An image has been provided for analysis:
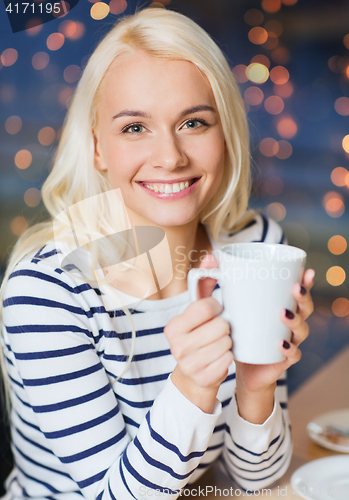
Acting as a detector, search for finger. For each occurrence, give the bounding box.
[291,281,314,320]
[197,253,219,300]
[185,334,233,374]
[280,309,310,346]
[279,339,302,367]
[302,268,316,291]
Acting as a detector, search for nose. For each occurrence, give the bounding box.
[148,131,188,171]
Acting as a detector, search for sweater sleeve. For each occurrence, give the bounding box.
[2,257,221,500]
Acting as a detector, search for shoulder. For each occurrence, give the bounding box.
[213,213,286,248]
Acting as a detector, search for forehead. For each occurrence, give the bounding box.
[98,51,215,112]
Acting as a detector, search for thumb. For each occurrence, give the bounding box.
[197,253,219,300]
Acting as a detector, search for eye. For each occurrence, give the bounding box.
[122,123,146,134]
[182,119,208,130]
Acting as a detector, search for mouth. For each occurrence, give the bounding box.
[137,177,199,194]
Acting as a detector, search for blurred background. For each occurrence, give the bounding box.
[0,0,349,492]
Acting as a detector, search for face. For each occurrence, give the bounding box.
[93,51,226,229]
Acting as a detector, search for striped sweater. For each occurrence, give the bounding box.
[1,214,292,499]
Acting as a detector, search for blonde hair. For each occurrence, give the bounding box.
[0,7,253,408]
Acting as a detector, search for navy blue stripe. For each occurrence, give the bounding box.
[77,468,108,489]
[134,436,196,480]
[15,463,60,493]
[197,461,213,469]
[3,296,90,316]
[13,442,71,478]
[222,397,232,408]
[122,447,179,495]
[7,324,92,337]
[228,448,291,483]
[223,373,236,384]
[123,415,140,428]
[109,327,164,341]
[207,442,223,451]
[213,423,226,433]
[119,458,137,500]
[227,452,284,473]
[279,232,286,244]
[60,427,126,464]
[226,423,281,456]
[8,373,24,389]
[103,348,171,362]
[32,383,111,413]
[276,379,287,386]
[96,492,103,500]
[252,214,269,243]
[280,402,288,409]
[117,373,170,386]
[228,218,257,237]
[22,362,102,386]
[44,406,119,439]
[14,426,54,455]
[9,269,94,295]
[146,411,205,462]
[117,393,154,409]
[13,343,93,360]
[16,413,41,432]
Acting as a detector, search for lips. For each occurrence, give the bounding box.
[137,177,199,194]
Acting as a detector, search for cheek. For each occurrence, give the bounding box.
[105,142,144,183]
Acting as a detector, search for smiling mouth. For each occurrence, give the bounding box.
[138,178,199,194]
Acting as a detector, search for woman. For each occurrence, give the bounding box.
[0,8,314,499]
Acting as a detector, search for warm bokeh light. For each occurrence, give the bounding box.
[59,20,85,39]
[264,20,283,37]
[274,81,293,98]
[271,46,291,65]
[1,48,18,66]
[326,266,346,286]
[232,65,248,83]
[263,32,279,50]
[0,84,16,103]
[248,27,268,45]
[63,64,81,83]
[24,188,41,207]
[334,97,349,116]
[344,34,349,50]
[323,192,345,218]
[282,0,298,4]
[275,140,293,159]
[38,127,56,146]
[266,202,286,222]
[328,56,342,73]
[251,54,270,69]
[47,33,65,51]
[5,115,22,135]
[246,63,269,84]
[58,87,74,108]
[328,235,347,255]
[25,20,43,35]
[10,216,28,236]
[262,175,284,195]
[32,52,49,70]
[244,86,264,106]
[270,66,290,85]
[342,135,349,153]
[264,95,284,114]
[259,137,279,157]
[276,116,298,139]
[332,298,349,317]
[331,167,349,187]
[15,150,32,169]
[261,0,281,13]
[109,0,128,14]
[244,8,264,26]
[90,2,110,20]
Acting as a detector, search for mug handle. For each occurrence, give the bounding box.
[187,268,231,323]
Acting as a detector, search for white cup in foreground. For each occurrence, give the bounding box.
[187,243,307,365]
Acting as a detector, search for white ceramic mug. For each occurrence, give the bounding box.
[187,243,307,364]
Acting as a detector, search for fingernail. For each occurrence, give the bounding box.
[300,285,307,296]
[283,340,291,349]
[285,309,295,320]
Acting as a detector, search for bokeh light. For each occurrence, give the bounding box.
[14,150,32,169]
[1,48,18,67]
[109,0,128,15]
[264,95,284,114]
[244,86,264,105]
[282,0,298,4]
[244,8,264,26]
[331,167,348,186]
[328,235,347,255]
[232,65,248,83]
[38,127,56,146]
[0,84,16,103]
[276,116,298,139]
[32,52,49,70]
[24,188,41,207]
[270,66,290,85]
[271,46,291,65]
[342,135,349,153]
[10,216,28,236]
[25,20,43,36]
[323,191,345,218]
[259,137,279,157]
[261,175,284,195]
[59,20,85,39]
[248,27,268,45]
[344,34,349,50]
[5,116,22,135]
[251,54,270,69]
[326,266,346,286]
[332,298,349,317]
[261,0,281,13]
[264,20,283,37]
[58,87,74,108]
[274,81,293,98]
[334,97,349,116]
[90,2,110,20]
[266,202,286,221]
[63,64,81,83]
[47,33,65,51]
[246,63,269,83]
[275,140,293,159]
[263,32,279,50]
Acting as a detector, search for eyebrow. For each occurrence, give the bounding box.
[112,105,216,120]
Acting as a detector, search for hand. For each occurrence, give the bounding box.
[235,268,315,423]
[164,254,233,413]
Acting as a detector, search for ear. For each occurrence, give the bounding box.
[93,129,108,171]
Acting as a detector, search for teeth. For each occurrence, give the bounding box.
[143,180,192,194]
